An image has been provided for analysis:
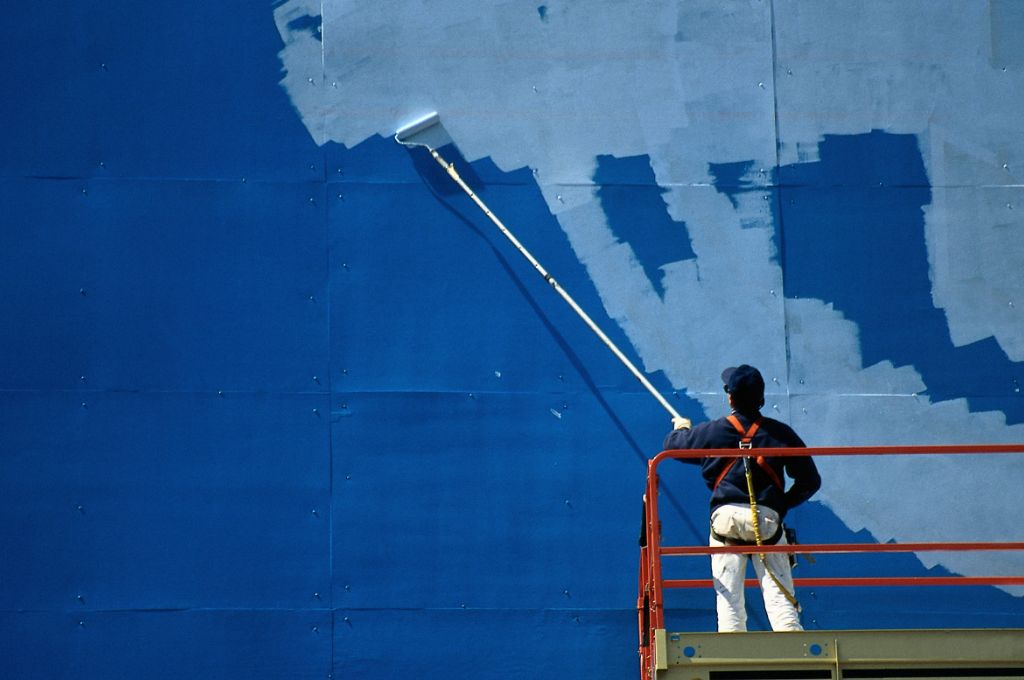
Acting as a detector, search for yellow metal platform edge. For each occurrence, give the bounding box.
[659,628,1024,678]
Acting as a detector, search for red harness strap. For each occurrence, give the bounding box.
[712,459,738,490]
[712,415,784,490]
[726,414,762,447]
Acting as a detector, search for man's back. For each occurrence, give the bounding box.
[664,411,820,518]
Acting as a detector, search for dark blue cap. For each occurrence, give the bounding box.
[721,364,765,400]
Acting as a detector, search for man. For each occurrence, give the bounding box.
[664,365,821,632]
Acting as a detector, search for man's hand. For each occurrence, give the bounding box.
[672,416,692,430]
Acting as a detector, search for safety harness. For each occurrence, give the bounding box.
[713,416,785,491]
[717,414,801,611]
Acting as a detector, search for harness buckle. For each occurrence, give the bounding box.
[738,440,753,449]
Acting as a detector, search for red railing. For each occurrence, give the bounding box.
[637,444,1024,679]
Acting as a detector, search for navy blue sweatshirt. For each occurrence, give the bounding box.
[663,411,821,518]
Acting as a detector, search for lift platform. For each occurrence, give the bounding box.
[638,444,1024,679]
[653,628,1024,679]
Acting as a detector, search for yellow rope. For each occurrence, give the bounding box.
[743,457,800,611]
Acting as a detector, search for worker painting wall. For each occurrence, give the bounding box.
[1,1,1022,678]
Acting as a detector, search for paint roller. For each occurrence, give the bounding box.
[395,112,686,423]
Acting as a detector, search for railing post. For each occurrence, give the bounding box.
[644,456,667,677]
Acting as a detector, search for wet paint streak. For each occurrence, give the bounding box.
[593,154,696,299]
[287,14,322,41]
[710,159,782,265]
[776,130,1024,422]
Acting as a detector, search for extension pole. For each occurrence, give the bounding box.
[426,147,682,420]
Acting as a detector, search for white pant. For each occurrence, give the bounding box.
[709,503,802,632]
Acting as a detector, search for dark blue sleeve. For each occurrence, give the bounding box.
[783,456,820,509]
[663,427,702,466]
[760,419,819,509]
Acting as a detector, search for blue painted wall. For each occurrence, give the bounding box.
[2,2,1023,678]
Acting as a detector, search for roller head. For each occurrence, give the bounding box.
[394,112,451,150]
[395,112,441,142]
